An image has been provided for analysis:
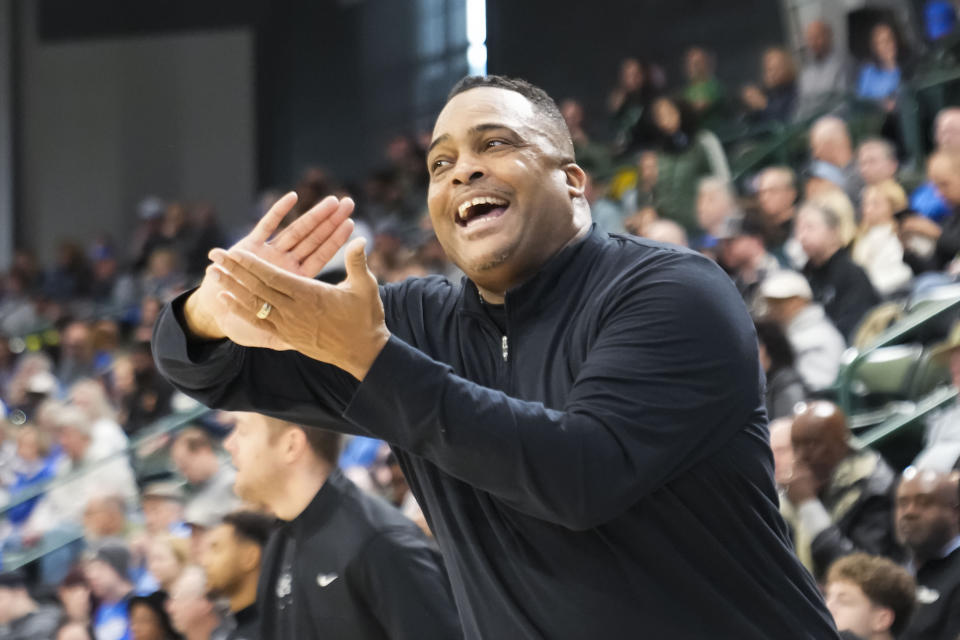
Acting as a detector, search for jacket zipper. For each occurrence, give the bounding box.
[501,335,509,362]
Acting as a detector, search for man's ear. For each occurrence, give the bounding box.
[564,163,587,199]
[241,543,261,573]
[283,427,306,464]
[870,606,895,634]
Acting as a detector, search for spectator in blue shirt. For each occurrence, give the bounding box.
[6,425,59,527]
[910,107,960,222]
[85,542,135,640]
[857,23,903,110]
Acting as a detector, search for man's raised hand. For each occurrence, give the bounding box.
[183,192,355,343]
[209,238,390,380]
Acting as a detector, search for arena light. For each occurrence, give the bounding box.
[466,0,486,75]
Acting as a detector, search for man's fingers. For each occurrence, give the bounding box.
[299,218,356,278]
[223,248,312,298]
[343,237,376,292]
[216,290,280,333]
[272,195,344,253]
[290,198,355,266]
[250,192,299,244]
[210,251,294,315]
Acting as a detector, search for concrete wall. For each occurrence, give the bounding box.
[0,0,14,267]
[17,2,255,263]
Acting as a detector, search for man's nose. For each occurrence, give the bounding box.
[452,159,484,185]
[899,501,919,518]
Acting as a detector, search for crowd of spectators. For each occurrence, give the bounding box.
[0,3,959,639]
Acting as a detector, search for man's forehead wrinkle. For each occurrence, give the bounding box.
[427,133,450,155]
[433,88,541,141]
[900,474,945,496]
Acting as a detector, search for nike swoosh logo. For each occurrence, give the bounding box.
[317,573,338,588]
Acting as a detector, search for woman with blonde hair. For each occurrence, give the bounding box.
[811,188,858,248]
[796,198,881,339]
[853,180,913,296]
[145,535,190,593]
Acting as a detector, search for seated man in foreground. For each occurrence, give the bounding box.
[782,401,903,580]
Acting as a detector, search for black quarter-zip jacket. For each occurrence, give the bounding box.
[256,468,462,640]
[154,226,840,639]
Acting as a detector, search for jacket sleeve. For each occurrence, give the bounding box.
[939,588,960,640]
[905,218,960,274]
[809,493,902,575]
[347,528,463,640]
[833,264,880,340]
[151,291,367,435]
[343,253,764,530]
[865,235,912,296]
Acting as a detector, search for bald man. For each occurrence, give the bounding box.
[769,417,795,490]
[896,468,960,640]
[909,107,960,222]
[756,167,799,257]
[809,116,864,205]
[782,401,902,579]
[903,150,960,273]
[856,138,899,187]
[935,107,960,152]
[797,21,852,120]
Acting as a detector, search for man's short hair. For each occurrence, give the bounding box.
[54,405,94,438]
[173,426,215,454]
[811,115,851,145]
[697,176,734,198]
[222,510,275,549]
[800,200,842,231]
[267,420,343,467]
[760,166,797,191]
[858,137,897,162]
[930,148,960,172]
[86,492,126,516]
[0,570,27,590]
[446,75,575,160]
[826,553,916,635]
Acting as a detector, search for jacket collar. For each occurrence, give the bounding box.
[458,224,605,319]
[286,468,345,537]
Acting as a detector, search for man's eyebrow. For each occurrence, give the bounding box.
[427,133,449,155]
[469,122,518,136]
[427,123,521,155]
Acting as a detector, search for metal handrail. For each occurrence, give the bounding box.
[836,295,960,415]
[855,385,959,449]
[0,404,211,518]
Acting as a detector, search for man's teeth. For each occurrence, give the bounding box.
[457,196,508,221]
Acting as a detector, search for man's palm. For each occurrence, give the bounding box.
[200,193,355,349]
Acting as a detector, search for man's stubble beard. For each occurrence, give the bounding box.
[234,475,269,509]
[461,235,522,274]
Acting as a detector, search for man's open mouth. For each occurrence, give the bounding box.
[456,196,510,227]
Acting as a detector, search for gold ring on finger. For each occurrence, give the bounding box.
[256,301,273,320]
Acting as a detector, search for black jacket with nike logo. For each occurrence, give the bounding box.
[256,467,461,639]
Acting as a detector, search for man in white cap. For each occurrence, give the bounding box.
[761,270,846,390]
